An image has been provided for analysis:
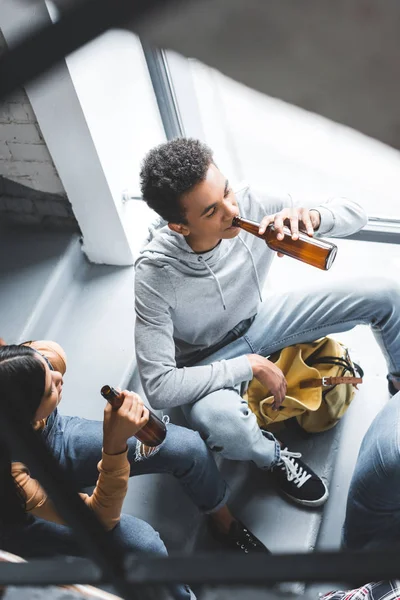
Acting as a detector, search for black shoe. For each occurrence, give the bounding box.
[209,518,271,554]
[270,448,328,507]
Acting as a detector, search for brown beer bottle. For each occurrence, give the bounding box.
[232,216,337,271]
[101,385,167,447]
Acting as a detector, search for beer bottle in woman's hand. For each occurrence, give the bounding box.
[101,385,166,447]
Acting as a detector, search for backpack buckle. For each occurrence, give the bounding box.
[322,377,329,387]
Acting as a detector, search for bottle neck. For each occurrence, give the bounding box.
[233,215,304,241]
[232,216,267,239]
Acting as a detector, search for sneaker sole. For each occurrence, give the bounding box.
[281,482,329,508]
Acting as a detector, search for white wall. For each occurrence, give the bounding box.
[65,30,166,256]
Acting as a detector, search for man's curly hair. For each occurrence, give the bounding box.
[140,138,214,223]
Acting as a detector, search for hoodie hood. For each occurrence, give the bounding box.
[142,219,230,269]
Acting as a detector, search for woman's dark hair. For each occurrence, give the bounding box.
[140,137,214,223]
[0,345,46,524]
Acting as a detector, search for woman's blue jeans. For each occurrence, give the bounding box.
[4,413,229,600]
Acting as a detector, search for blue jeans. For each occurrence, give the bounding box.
[3,514,193,600]
[183,276,400,469]
[342,391,400,550]
[4,413,228,600]
[41,410,228,513]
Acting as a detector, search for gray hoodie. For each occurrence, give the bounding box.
[134,184,367,409]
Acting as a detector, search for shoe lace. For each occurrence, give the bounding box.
[278,448,312,488]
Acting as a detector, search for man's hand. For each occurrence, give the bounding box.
[247,354,287,410]
[103,390,149,455]
[258,207,321,249]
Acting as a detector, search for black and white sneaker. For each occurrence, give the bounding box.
[270,448,328,507]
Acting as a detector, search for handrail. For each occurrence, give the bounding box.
[345,215,400,243]
[0,551,123,600]
[368,216,400,225]
[0,548,399,589]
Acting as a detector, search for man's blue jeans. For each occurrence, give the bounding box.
[343,391,400,550]
[3,411,229,600]
[183,276,400,469]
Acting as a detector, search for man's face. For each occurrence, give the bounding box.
[172,163,240,252]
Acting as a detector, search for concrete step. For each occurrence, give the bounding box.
[47,260,137,420]
[0,224,138,421]
[0,224,77,343]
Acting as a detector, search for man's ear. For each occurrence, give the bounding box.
[168,222,190,236]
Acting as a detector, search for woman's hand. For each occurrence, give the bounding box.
[258,208,321,256]
[103,390,149,455]
[247,354,287,410]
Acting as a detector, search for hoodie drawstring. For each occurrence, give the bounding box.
[197,256,227,310]
[197,235,262,310]
[237,236,263,302]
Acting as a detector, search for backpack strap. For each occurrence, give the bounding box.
[308,352,365,382]
[300,375,363,389]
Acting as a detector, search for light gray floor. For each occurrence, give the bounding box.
[0,222,398,599]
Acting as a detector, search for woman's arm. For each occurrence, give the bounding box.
[12,450,129,531]
[12,391,149,531]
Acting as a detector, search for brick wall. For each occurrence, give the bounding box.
[0,175,79,230]
[0,30,78,230]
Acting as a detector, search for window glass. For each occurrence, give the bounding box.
[188,60,400,220]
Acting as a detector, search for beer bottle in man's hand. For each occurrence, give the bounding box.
[232,216,337,271]
[101,385,167,447]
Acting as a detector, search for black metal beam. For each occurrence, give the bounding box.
[0,558,100,587]
[1,549,400,588]
[0,0,181,102]
[124,550,400,587]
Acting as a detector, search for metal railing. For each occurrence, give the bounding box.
[346,216,400,244]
